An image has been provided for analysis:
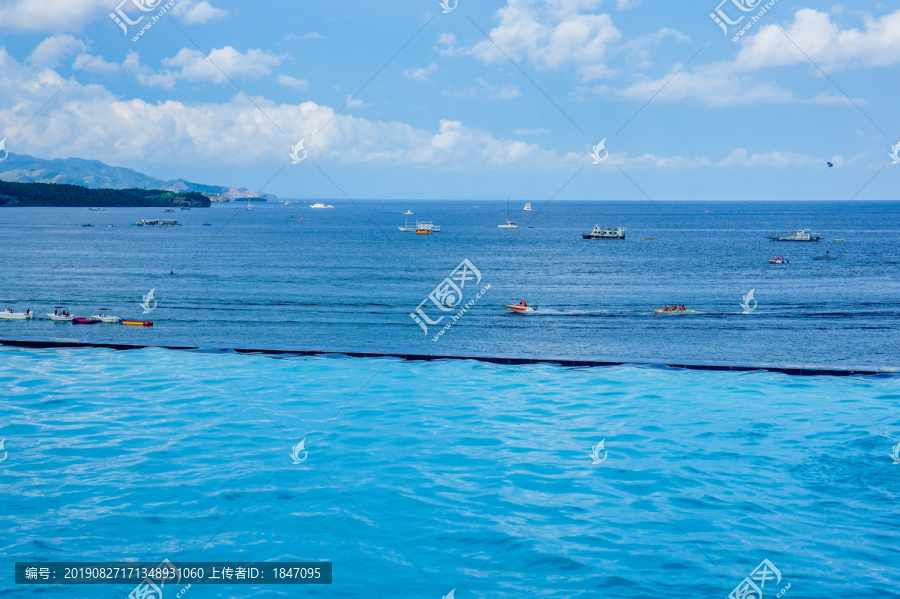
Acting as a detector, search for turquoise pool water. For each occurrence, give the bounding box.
[1,346,898,597]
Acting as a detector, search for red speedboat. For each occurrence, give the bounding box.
[504,300,536,313]
[769,256,789,264]
[72,317,101,324]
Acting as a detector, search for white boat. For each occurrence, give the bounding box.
[162,208,175,213]
[92,312,120,323]
[47,312,74,321]
[280,201,292,206]
[89,207,105,211]
[404,210,413,215]
[504,301,536,313]
[0,307,33,320]
[523,203,532,211]
[136,219,181,226]
[583,225,626,239]
[310,202,334,208]
[766,230,821,242]
[498,197,519,228]
[245,201,253,211]
[399,220,440,232]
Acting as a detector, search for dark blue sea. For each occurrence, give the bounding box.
[0,200,898,367]
[1,201,898,598]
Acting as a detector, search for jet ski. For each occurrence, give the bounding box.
[504,300,536,313]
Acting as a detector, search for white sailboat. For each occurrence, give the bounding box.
[498,197,519,228]
[245,200,253,211]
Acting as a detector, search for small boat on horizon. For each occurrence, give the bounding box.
[82,224,94,227]
[310,202,333,208]
[583,225,625,240]
[89,207,105,211]
[136,219,181,226]
[767,230,821,242]
[162,208,175,213]
[245,201,253,211]
[498,197,519,228]
[523,203,532,211]
[404,209,413,215]
[399,220,440,232]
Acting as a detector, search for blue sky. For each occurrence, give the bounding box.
[0,0,898,200]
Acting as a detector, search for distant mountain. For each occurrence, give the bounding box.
[0,153,276,200]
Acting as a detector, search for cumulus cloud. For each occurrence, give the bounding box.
[403,63,438,81]
[171,0,228,24]
[0,0,110,32]
[440,0,622,81]
[160,46,286,84]
[0,48,583,171]
[28,35,87,69]
[278,75,309,89]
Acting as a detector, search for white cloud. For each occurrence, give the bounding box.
[718,148,822,168]
[515,128,550,135]
[171,0,228,24]
[448,78,521,100]
[735,8,900,72]
[0,49,580,171]
[0,0,109,32]
[403,63,438,81]
[161,46,286,84]
[286,32,324,41]
[278,75,309,89]
[441,0,621,81]
[28,35,87,69]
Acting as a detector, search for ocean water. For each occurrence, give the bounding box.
[0,200,898,368]
[1,347,898,597]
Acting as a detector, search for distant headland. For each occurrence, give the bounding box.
[0,180,211,207]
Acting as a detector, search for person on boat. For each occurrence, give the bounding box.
[517,300,527,308]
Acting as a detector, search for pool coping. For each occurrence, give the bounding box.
[0,336,895,377]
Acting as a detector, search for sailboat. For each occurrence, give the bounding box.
[498,197,519,229]
[245,200,253,211]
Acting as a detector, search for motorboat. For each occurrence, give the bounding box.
[121,320,153,326]
[108,224,115,228]
[47,308,74,321]
[766,230,821,242]
[72,317,101,324]
[769,256,789,264]
[89,207,105,211]
[523,203,532,211]
[498,197,519,228]
[404,209,413,215]
[280,201,292,206]
[0,307,34,320]
[92,311,121,323]
[310,203,334,208]
[504,301,536,313]
[583,225,626,239]
[399,220,440,232]
[136,219,181,226]
[162,208,175,212]
[202,223,212,226]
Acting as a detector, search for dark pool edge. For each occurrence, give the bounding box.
[0,336,895,377]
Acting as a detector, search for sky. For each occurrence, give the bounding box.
[0,0,898,200]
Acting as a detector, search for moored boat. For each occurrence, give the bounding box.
[523,203,532,211]
[583,225,625,239]
[766,230,821,242]
[0,307,33,320]
[399,220,440,232]
[310,202,333,208]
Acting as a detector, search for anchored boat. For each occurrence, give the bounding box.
[583,225,625,240]
[399,220,441,232]
[0,307,33,320]
[766,230,820,242]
